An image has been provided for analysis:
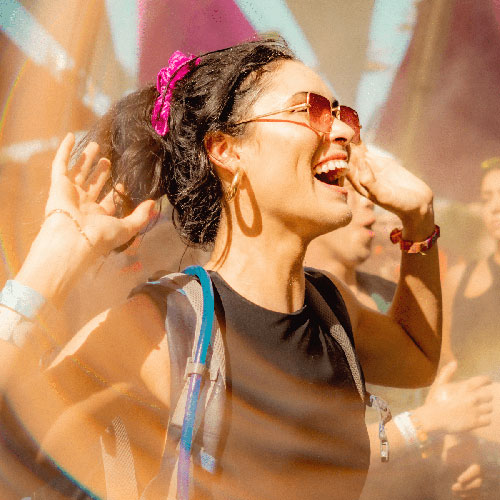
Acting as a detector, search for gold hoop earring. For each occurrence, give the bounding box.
[226,168,242,202]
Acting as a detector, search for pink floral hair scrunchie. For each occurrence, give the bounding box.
[151,50,201,136]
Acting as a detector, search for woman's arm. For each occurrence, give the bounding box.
[0,134,154,358]
[0,133,161,495]
[346,148,442,387]
[4,292,169,498]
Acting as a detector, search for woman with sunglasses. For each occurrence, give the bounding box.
[0,38,441,500]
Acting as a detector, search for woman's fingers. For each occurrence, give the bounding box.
[475,413,492,428]
[346,168,370,198]
[456,464,481,485]
[51,133,75,180]
[473,392,493,405]
[86,158,111,200]
[451,464,482,498]
[99,182,126,215]
[72,142,100,185]
[122,200,156,240]
[99,189,118,215]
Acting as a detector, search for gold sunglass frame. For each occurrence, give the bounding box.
[235,92,341,132]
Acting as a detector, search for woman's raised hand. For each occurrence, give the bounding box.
[46,133,155,258]
[16,133,155,305]
[348,144,434,233]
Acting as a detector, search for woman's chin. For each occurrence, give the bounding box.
[306,209,353,240]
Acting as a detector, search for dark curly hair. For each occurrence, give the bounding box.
[78,37,295,248]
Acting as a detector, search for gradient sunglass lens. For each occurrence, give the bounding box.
[308,93,334,133]
[339,105,362,145]
[308,93,362,144]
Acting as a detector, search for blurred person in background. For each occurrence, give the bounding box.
[306,173,493,499]
[444,158,500,380]
[442,157,500,498]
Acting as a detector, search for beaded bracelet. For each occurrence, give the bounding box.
[46,208,93,248]
[410,412,432,459]
[390,224,440,255]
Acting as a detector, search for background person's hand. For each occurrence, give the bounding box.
[451,463,482,499]
[416,361,493,435]
[46,133,155,258]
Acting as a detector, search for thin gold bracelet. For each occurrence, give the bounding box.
[45,209,93,248]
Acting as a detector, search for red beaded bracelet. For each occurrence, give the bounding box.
[390,225,440,254]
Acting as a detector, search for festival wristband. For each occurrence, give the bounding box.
[0,280,46,320]
[390,224,440,254]
[394,411,432,459]
[394,411,418,446]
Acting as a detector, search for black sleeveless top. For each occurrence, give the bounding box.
[143,268,370,499]
[204,269,370,500]
[451,255,500,380]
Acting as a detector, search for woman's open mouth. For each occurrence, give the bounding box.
[313,160,349,187]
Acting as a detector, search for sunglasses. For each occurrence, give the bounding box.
[235,92,362,145]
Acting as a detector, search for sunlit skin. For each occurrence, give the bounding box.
[305,181,376,294]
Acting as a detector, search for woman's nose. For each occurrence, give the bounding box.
[324,117,355,144]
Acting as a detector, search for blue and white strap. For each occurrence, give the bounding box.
[177,266,215,500]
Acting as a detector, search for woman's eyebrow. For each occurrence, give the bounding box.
[286,91,308,105]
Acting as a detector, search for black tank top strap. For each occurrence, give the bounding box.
[304,267,356,347]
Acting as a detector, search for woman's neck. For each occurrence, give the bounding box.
[206,219,309,313]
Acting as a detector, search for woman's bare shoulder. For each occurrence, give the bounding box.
[48,292,169,407]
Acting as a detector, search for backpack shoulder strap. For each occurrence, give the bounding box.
[304,268,392,462]
[137,268,226,500]
[304,267,365,401]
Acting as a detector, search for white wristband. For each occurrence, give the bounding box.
[0,306,32,346]
[393,411,418,446]
[0,280,46,319]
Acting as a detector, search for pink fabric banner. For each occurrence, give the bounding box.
[374,0,500,202]
[137,0,256,85]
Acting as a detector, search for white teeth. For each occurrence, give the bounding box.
[313,159,348,175]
